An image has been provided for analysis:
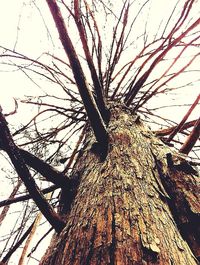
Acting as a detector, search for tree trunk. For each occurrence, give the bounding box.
[40,104,199,265]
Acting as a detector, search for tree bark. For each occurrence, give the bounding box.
[40,104,199,265]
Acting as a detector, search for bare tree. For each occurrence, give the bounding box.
[0,0,199,264]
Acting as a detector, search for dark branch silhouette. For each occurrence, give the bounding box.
[46,0,108,147]
[0,185,58,208]
[1,221,35,264]
[167,94,200,142]
[180,117,200,155]
[74,0,109,122]
[0,110,65,233]
[0,143,71,188]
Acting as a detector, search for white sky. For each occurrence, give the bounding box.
[0,1,199,120]
[4,2,198,147]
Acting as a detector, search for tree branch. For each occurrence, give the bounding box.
[0,110,65,233]
[167,94,200,142]
[0,180,21,225]
[46,0,108,146]
[125,17,200,106]
[20,149,70,187]
[0,142,71,188]
[179,117,200,155]
[154,119,198,137]
[0,185,58,208]
[74,0,109,123]
[1,221,35,264]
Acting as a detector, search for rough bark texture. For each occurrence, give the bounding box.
[40,104,199,265]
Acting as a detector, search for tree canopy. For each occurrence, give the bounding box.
[0,0,199,264]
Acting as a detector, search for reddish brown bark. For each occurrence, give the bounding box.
[40,105,199,265]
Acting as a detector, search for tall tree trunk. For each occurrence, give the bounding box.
[40,104,199,265]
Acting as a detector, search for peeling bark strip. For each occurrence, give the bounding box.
[40,105,199,265]
[0,111,65,233]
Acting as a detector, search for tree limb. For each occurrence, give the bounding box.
[1,221,35,264]
[179,117,200,155]
[20,149,70,187]
[154,119,198,137]
[0,179,21,224]
[0,110,65,233]
[0,142,71,188]
[125,17,200,106]
[46,0,108,146]
[74,0,109,123]
[0,185,58,208]
[167,94,200,142]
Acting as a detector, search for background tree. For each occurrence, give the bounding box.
[0,0,199,264]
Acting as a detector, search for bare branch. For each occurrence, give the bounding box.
[4,99,18,117]
[104,1,129,95]
[19,149,70,187]
[63,125,86,174]
[167,94,200,142]
[134,36,200,110]
[0,185,57,208]
[83,0,103,88]
[0,179,21,225]
[154,119,198,137]
[1,221,35,264]
[0,142,71,188]
[0,110,65,233]
[74,0,109,122]
[125,16,200,106]
[180,117,200,155]
[46,0,108,146]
